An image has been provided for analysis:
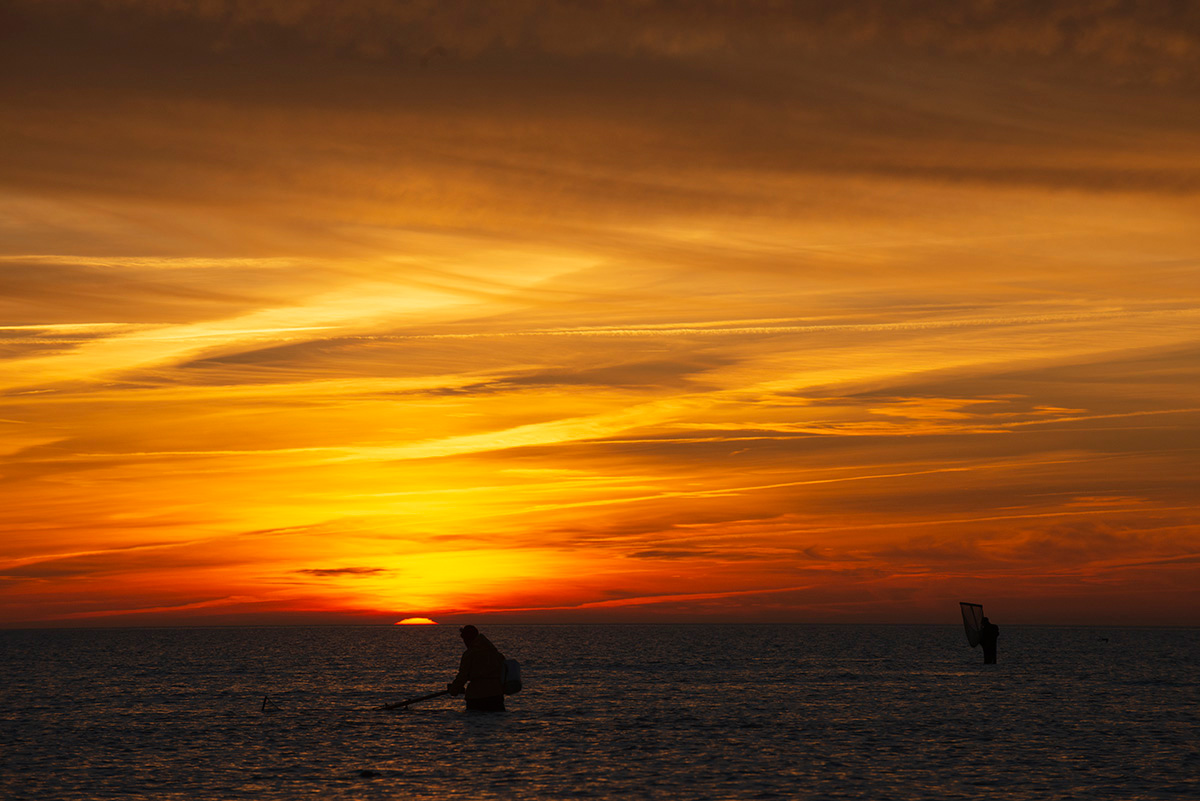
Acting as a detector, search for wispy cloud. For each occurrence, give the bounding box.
[293,567,388,577]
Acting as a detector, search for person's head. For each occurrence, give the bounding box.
[459,624,478,644]
[981,617,989,624]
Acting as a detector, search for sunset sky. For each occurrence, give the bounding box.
[2,1,1198,626]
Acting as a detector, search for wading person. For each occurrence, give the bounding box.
[980,616,1000,664]
[447,625,506,711]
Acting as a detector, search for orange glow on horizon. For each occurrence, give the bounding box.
[395,618,438,626]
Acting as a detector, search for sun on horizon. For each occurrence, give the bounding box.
[395,618,439,626]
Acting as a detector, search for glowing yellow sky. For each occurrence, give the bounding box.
[2,1,1198,625]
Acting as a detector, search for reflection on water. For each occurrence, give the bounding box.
[2,625,1197,799]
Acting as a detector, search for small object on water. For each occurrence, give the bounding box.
[358,770,380,778]
[261,695,280,712]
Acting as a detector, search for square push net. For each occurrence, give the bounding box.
[960,602,984,647]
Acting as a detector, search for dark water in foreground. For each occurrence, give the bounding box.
[1,624,1197,800]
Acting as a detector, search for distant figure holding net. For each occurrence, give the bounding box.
[448,625,507,711]
[960,602,1000,665]
[980,616,1000,664]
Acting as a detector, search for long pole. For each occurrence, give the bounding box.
[377,689,449,710]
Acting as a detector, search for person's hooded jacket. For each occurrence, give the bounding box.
[449,633,505,699]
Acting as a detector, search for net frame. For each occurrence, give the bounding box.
[960,602,984,647]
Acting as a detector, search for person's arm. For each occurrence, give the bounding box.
[448,652,470,695]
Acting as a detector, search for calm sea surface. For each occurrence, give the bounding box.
[1,624,1197,800]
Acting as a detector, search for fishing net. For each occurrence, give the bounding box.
[960,602,984,647]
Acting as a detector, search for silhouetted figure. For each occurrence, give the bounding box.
[980,616,1000,664]
[447,625,506,711]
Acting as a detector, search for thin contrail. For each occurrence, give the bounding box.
[361,307,1199,341]
[460,583,822,615]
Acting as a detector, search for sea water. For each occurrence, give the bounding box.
[1,624,1196,800]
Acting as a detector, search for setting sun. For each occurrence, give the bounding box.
[394,618,438,626]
